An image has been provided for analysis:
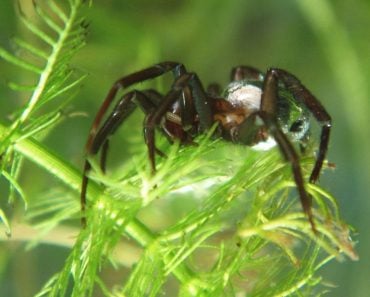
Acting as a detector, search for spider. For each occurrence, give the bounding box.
[81,61,331,230]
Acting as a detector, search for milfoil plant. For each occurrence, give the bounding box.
[0,1,357,296]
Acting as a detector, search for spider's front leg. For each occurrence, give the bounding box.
[235,69,316,231]
[144,72,214,173]
[237,112,316,231]
[269,68,332,184]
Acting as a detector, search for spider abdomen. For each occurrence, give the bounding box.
[211,81,263,132]
[225,81,262,111]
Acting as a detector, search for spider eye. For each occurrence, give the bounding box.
[289,120,303,132]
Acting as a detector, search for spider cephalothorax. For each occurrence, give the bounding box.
[81,62,331,230]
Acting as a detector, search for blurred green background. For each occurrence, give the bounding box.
[1,0,369,296]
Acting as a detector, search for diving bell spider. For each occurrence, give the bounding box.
[81,61,331,230]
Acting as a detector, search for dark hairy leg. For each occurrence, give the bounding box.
[81,89,165,226]
[85,62,186,154]
[236,69,317,231]
[144,72,214,173]
[268,68,331,184]
[230,65,264,81]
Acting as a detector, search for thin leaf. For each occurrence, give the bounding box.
[13,37,49,59]
[47,1,69,23]
[8,81,37,92]
[2,170,28,208]
[33,1,64,34]
[0,208,11,237]
[0,48,43,73]
[19,13,56,47]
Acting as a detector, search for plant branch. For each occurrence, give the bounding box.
[0,122,200,292]
[1,222,142,268]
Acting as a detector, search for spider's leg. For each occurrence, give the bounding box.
[236,111,316,232]
[178,83,195,130]
[81,90,160,226]
[184,72,213,131]
[144,89,183,173]
[173,72,213,132]
[100,140,109,173]
[85,62,186,154]
[230,65,264,82]
[236,69,316,231]
[142,89,164,106]
[269,68,332,183]
[90,90,158,155]
[263,112,316,232]
[144,72,214,173]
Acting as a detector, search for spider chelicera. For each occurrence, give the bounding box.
[81,61,331,230]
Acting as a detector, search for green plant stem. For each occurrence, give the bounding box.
[0,122,199,292]
[1,223,142,267]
